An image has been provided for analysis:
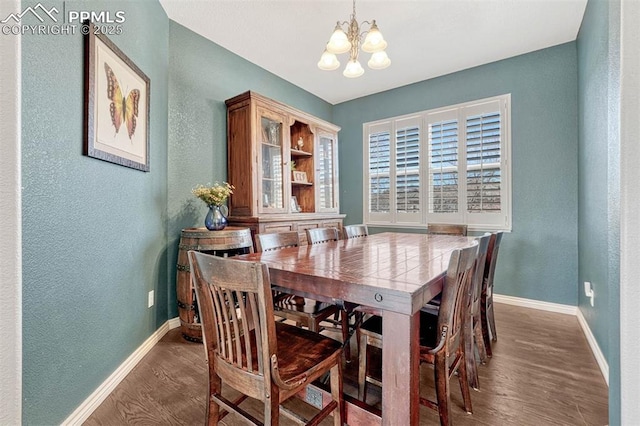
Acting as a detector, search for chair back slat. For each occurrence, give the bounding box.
[343,224,369,239]
[427,224,468,236]
[437,243,478,350]
[307,227,340,244]
[256,231,299,252]
[248,293,263,371]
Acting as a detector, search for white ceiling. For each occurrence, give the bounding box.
[160,0,587,105]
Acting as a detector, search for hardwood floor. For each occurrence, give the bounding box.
[85,304,608,425]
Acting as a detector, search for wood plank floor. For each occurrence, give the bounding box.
[85,304,608,425]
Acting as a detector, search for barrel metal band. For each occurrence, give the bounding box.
[179,242,252,251]
[177,300,197,311]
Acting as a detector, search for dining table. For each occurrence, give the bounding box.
[237,231,476,425]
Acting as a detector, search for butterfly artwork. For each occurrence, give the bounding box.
[104,62,140,140]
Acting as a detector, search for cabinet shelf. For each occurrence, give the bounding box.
[290,148,312,158]
[261,141,281,148]
[292,181,313,186]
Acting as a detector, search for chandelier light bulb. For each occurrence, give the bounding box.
[368,50,391,70]
[317,50,340,71]
[343,59,364,78]
[361,20,387,53]
[326,24,351,54]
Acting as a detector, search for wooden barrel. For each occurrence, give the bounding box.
[176,227,253,342]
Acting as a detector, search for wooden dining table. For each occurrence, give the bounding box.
[237,231,476,425]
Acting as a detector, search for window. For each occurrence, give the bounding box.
[363,95,511,231]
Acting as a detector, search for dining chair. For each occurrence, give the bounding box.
[467,233,491,390]
[427,224,468,236]
[358,242,479,426]
[305,227,353,361]
[342,224,369,239]
[255,232,343,337]
[188,250,344,426]
[306,227,341,244]
[481,231,504,357]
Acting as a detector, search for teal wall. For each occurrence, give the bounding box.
[21,1,169,423]
[166,21,332,318]
[577,0,621,424]
[334,43,579,306]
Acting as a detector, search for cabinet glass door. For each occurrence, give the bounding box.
[316,132,339,212]
[259,112,286,213]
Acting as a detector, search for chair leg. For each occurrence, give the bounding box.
[330,362,344,426]
[487,302,497,342]
[266,384,280,425]
[474,320,488,364]
[465,322,479,391]
[434,355,451,426]
[341,309,351,361]
[358,334,368,402]
[480,297,493,358]
[456,351,473,414]
[207,373,222,426]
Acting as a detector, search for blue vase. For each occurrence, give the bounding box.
[204,205,228,231]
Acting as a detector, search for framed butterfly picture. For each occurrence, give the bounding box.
[84,21,150,171]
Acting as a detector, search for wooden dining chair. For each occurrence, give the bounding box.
[358,243,479,426]
[481,231,503,357]
[427,224,468,236]
[342,224,369,239]
[305,227,353,361]
[466,233,491,390]
[188,250,344,426]
[255,232,342,338]
[306,227,341,244]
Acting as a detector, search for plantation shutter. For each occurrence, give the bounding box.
[363,94,510,230]
[395,117,421,223]
[463,99,508,228]
[426,109,462,224]
[366,122,392,222]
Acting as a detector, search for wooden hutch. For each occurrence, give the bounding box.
[225,91,344,246]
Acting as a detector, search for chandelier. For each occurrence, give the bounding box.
[317,0,390,78]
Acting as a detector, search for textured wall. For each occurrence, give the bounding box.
[0,0,22,423]
[619,2,640,423]
[334,42,579,307]
[21,1,169,423]
[577,0,621,423]
[166,22,332,318]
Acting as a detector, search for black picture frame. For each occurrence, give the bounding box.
[83,21,150,171]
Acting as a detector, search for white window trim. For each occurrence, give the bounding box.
[363,94,512,232]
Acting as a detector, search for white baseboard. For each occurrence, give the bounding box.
[62,318,180,425]
[494,293,577,315]
[576,308,609,386]
[494,293,608,386]
[168,316,181,329]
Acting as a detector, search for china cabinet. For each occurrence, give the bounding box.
[225,91,344,246]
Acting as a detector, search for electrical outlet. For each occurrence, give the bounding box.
[584,282,594,307]
[148,290,154,308]
[305,386,323,409]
